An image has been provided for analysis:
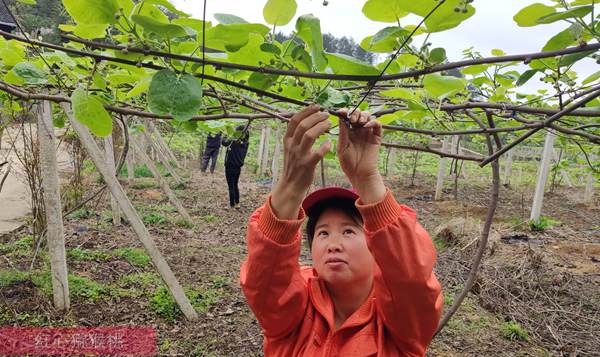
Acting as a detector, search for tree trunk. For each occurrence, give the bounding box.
[37,100,70,311]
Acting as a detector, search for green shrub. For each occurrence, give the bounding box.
[143,212,167,225]
[174,218,194,229]
[502,321,529,341]
[0,235,33,258]
[0,269,30,288]
[528,216,559,232]
[113,248,151,267]
[66,248,110,262]
[117,272,161,291]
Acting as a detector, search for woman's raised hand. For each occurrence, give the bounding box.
[337,108,385,204]
[271,105,332,219]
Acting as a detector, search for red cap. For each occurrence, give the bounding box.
[302,187,359,213]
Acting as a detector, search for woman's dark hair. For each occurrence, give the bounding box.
[305,198,363,248]
[235,125,249,142]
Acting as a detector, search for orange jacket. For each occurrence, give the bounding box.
[240,189,443,356]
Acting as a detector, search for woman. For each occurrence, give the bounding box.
[240,106,442,356]
[222,126,250,208]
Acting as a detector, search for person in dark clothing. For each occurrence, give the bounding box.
[201,132,222,173]
[222,126,250,208]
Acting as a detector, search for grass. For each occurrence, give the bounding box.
[0,269,30,288]
[113,247,151,267]
[66,248,110,262]
[142,212,167,225]
[200,214,220,223]
[68,208,93,220]
[149,284,222,321]
[130,181,160,190]
[120,163,171,178]
[30,271,108,302]
[502,321,529,341]
[528,215,560,232]
[0,235,34,258]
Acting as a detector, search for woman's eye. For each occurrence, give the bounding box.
[317,231,328,237]
[343,229,354,235]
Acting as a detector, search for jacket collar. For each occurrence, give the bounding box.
[308,271,375,332]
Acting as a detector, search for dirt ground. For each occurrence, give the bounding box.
[0,164,598,356]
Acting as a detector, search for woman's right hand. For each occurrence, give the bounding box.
[271,105,332,219]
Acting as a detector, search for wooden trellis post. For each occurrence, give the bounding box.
[37,100,69,310]
[435,137,451,200]
[145,121,180,168]
[530,132,556,222]
[62,103,198,320]
[256,125,266,174]
[133,140,192,224]
[584,155,597,203]
[503,150,513,186]
[104,135,121,225]
[386,147,396,178]
[141,127,182,184]
[271,125,282,188]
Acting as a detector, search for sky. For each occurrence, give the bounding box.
[170,0,598,94]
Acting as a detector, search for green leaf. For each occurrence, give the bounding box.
[316,87,352,108]
[131,15,187,39]
[71,88,113,137]
[59,23,108,39]
[144,0,190,17]
[63,0,119,25]
[558,50,595,67]
[12,62,47,84]
[148,69,203,121]
[248,73,279,90]
[214,13,248,24]
[370,26,410,50]
[491,49,505,56]
[396,53,419,67]
[399,0,475,33]
[326,53,379,75]
[362,0,408,23]
[536,6,593,24]
[260,43,282,56]
[16,0,36,5]
[429,48,446,64]
[263,0,297,26]
[290,45,312,71]
[582,70,600,85]
[295,14,327,71]
[516,69,540,86]
[423,74,465,98]
[513,3,555,27]
[0,39,25,67]
[461,64,490,75]
[542,27,577,51]
[360,35,396,53]
[379,88,417,101]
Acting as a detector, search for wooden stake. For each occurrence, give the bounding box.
[145,121,180,168]
[37,100,69,310]
[142,129,182,184]
[584,155,596,203]
[257,125,266,175]
[271,125,282,188]
[435,137,451,200]
[530,132,556,222]
[62,103,198,320]
[104,135,121,225]
[133,140,192,224]
[503,150,513,186]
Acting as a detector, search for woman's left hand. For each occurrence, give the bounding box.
[337,109,386,204]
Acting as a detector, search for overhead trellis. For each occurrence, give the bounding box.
[0,0,598,332]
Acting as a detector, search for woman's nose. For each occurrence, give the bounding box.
[327,235,343,253]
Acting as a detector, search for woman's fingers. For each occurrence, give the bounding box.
[299,118,331,152]
[364,119,382,139]
[358,111,369,126]
[286,105,320,139]
[292,111,329,146]
[349,109,361,125]
[312,140,332,163]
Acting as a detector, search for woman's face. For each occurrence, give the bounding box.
[311,208,374,287]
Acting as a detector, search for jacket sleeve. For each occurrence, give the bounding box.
[240,196,309,339]
[356,189,443,356]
